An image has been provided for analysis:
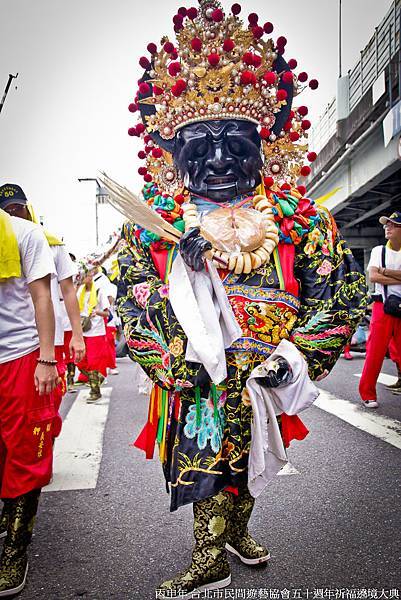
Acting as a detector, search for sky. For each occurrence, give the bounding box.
[0,0,393,257]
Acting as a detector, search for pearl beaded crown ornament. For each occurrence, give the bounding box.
[128,0,319,189]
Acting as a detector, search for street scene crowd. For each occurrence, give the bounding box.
[1,160,400,600]
[1,0,401,599]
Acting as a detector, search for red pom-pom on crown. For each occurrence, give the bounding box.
[191,37,202,52]
[248,12,259,25]
[300,165,311,177]
[223,39,235,52]
[151,148,162,158]
[252,26,264,39]
[168,62,181,77]
[282,71,293,84]
[263,22,274,34]
[263,71,276,85]
[212,8,224,22]
[208,53,220,66]
[163,41,175,54]
[187,7,198,20]
[138,82,150,95]
[240,70,257,86]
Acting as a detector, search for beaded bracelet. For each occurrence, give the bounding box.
[37,358,57,366]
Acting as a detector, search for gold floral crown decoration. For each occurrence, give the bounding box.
[128,0,319,191]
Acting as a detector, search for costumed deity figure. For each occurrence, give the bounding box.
[116,2,368,596]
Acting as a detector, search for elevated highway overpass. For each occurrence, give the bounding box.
[307,0,401,268]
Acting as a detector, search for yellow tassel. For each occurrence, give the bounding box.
[0,209,21,280]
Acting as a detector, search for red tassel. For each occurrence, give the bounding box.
[281,414,309,448]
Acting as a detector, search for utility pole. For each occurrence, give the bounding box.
[78,178,109,247]
[0,73,18,115]
[339,0,343,78]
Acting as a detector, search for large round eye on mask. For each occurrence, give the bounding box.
[201,207,266,253]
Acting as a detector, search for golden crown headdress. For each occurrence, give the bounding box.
[128,0,319,191]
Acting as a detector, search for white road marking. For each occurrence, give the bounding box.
[43,387,112,492]
[315,389,401,450]
[354,372,398,386]
[278,462,301,476]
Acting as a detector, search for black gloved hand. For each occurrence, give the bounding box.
[179,227,212,272]
[193,364,211,397]
[256,356,293,389]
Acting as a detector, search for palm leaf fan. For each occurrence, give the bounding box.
[98,171,181,244]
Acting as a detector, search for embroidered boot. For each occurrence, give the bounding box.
[226,486,270,565]
[87,371,102,403]
[0,501,11,540]
[66,363,76,393]
[157,490,233,599]
[0,488,41,597]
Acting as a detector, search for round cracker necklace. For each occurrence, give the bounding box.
[182,193,279,275]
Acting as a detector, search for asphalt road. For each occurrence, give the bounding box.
[18,352,401,600]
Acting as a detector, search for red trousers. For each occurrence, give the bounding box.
[359,302,401,401]
[106,326,117,369]
[53,345,67,438]
[0,349,56,498]
[77,335,108,377]
[63,330,73,363]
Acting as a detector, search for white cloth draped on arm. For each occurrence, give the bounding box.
[246,339,320,498]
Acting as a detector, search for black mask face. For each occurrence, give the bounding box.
[173,120,263,202]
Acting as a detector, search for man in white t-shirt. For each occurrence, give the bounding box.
[359,211,401,408]
[2,197,86,433]
[0,183,59,597]
[76,270,110,402]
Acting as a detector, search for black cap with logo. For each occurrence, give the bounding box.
[0,184,28,210]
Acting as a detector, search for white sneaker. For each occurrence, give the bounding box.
[109,368,119,375]
[361,399,378,409]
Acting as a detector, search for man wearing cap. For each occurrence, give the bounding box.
[0,183,59,596]
[359,211,401,408]
[1,184,85,435]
